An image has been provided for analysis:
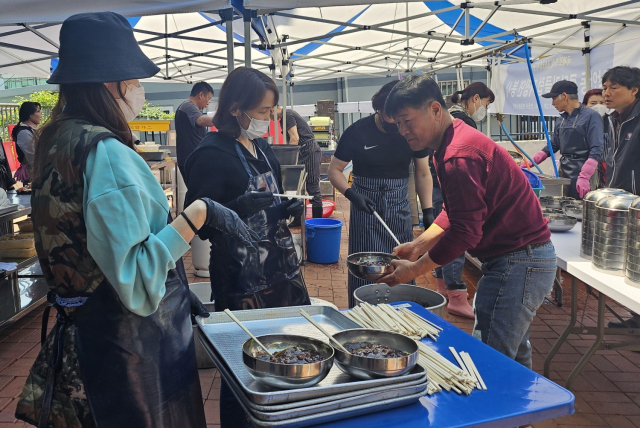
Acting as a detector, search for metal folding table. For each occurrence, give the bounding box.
[314,302,575,427]
[544,228,640,389]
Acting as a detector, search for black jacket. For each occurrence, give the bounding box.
[184,132,283,238]
[603,101,640,194]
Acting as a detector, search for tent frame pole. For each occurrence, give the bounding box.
[222,8,235,72]
[583,21,591,92]
[244,12,252,67]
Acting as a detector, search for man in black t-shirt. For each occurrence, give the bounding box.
[176,81,215,176]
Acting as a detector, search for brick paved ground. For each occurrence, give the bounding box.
[1,194,640,427]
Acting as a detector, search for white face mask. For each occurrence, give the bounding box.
[238,111,270,140]
[117,83,145,122]
[590,104,608,117]
[471,101,487,122]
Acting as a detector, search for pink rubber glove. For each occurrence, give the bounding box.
[532,151,549,165]
[576,158,599,198]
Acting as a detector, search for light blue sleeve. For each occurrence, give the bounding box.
[83,139,190,317]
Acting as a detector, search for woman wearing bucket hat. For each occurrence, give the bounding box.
[14,12,257,428]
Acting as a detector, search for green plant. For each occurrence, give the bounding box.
[138,102,175,120]
[14,90,59,109]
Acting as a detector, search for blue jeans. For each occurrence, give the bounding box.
[473,241,556,369]
[432,188,466,290]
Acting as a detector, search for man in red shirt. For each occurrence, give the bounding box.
[380,75,556,369]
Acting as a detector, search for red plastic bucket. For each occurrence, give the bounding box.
[305,199,336,219]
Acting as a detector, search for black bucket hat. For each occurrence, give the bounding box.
[48,12,160,84]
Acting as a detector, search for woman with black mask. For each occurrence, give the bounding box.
[328,81,433,307]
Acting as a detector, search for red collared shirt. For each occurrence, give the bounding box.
[430,119,551,265]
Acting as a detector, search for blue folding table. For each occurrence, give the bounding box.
[316,302,575,428]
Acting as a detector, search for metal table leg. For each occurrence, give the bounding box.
[300,209,306,266]
[554,268,563,307]
[566,291,606,389]
[544,277,578,377]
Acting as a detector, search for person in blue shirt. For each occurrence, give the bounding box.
[531,80,604,199]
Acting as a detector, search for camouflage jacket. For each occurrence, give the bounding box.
[31,119,118,297]
[16,119,119,428]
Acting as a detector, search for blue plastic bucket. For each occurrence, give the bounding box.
[305,218,343,264]
[521,168,545,197]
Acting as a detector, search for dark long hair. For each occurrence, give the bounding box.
[213,67,279,138]
[451,82,495,104]
[32,82,135,183]
[11,102,41,142]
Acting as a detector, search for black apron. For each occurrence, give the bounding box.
[558,107,598,199]
[348,175,414,308]
[208,142,310,311]
[39,268,206,428]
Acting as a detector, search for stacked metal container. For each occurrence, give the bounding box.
[627,198,640,285]
[593,194,639,275]
[581,188,627,259]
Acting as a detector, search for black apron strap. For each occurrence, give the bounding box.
[38,299,70,428]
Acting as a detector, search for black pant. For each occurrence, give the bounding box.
[301,151,322,208]
[220,379,253,427]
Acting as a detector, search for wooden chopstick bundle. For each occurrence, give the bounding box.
[345,304,486,395]
[344,303,441,341]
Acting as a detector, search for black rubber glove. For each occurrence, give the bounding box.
[422,208,435,229]
[188,289,209,324]
[344,188,376,214]
[236,188,275,216]
[282,199,305,219]
[200,197,259,251]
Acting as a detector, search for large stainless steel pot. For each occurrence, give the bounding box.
[581,189,628,259]
[626,197,640,285]
[353,284,446,317]
[593,194,638,275]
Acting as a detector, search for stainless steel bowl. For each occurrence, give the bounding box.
[542,208,564,216]
[596,194,639,211]
[593,245,627,259]
[347,252,399,282]
[584,188,629,202]
[540,196,576,209]
[595,214,630,226]
[353,283,446,317]
[564,204,583,220]
[626,253,640,266]
[594,237,628,249]
[594,230,628,242]
[331,329,419,380]
[595,223,629,234]
[625,269,640,285]
[544,214,578,232]
[593,252,625,261]
[508,150,524,166]
[626,260,640,272]
[242,334,334,389]
[593,261,626,273]
[562,199,582,209]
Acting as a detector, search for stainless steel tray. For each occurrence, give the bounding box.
[203,337,428,421]
[0,204,18,216]
[227,371,425,428]
[196,305,428,404]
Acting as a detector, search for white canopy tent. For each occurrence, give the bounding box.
[1,1,640,89]
[247,0,640,83]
